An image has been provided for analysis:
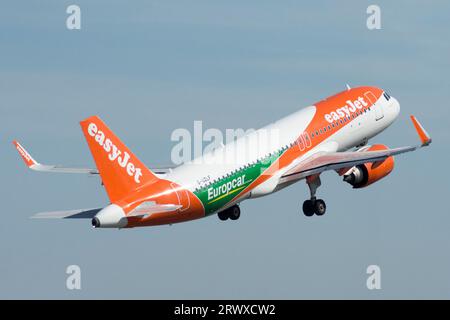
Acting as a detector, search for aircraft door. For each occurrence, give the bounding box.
[170,183,191,213]
[364,91,384,121]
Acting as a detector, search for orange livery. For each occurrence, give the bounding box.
[14,85,432,228]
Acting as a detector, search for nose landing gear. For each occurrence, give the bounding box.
[302,175,327,217]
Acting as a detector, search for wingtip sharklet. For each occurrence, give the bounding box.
[410,115,432,147]
[13,139,101,175]
[13,140,38,168]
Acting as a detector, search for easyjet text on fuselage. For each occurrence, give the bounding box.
[324,96,369,123]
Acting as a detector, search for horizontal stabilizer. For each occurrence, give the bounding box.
[32,208,101,219]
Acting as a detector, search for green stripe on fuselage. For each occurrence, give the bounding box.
[194,150,284,215]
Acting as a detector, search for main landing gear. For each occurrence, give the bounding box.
[218,205,240,221]
[302,175,326,217]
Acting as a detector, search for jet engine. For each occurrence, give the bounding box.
[343,144,394,188]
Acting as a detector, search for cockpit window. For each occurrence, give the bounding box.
[383,92,391,101]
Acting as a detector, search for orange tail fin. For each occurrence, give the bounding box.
[80,116,158,202]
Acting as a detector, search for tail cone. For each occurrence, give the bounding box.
[343,173,355,184]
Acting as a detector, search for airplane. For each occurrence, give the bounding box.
[13,85,431,229]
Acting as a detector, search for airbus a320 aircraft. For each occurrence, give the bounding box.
[14,86,431,229]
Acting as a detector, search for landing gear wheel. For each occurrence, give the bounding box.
[302,200,315,217]
[229,205,241,220]
[218,210,229,221]
[314,199,326,216]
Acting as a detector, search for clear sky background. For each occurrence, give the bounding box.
[1,1,449,299]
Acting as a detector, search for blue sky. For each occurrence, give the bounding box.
[1,0,449,298]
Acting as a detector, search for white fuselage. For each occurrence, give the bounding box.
[167,91,400,207]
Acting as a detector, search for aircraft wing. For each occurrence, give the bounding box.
[13,140,174,175]
[281,115,431,182]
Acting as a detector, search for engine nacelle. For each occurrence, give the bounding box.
[343,144,395,188]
